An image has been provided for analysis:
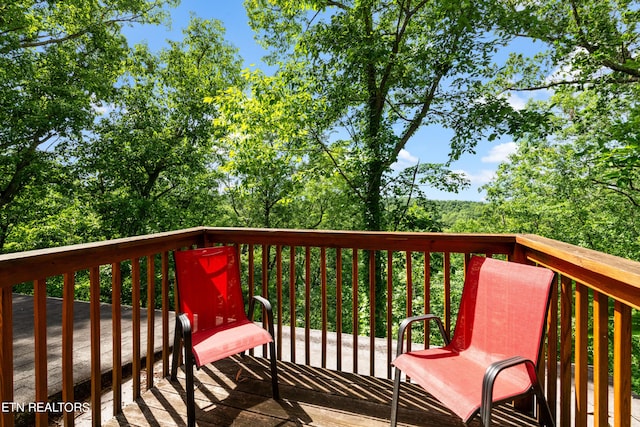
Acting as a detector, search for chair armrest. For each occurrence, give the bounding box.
[176,313,192,336]
[481,356,538,423]
[171,313,194,379]
[396,314,450,358]
[249,295,276,338]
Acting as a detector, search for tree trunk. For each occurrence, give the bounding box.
[362,156,387,337]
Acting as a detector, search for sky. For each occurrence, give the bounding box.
[123,1,544,202]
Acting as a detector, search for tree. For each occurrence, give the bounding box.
[245,0,530,335]
[214,68,315,228]
[0,0,175,251]
[492,0,640,198]
[76,17,243,238]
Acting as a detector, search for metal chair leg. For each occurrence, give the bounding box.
[269,340,280,400]
[185,349,195,427]
[533,382,555,427]
[170,317,182,380]
[390,367,402,427]
[172,314,196,427]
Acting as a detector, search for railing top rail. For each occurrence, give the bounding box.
[203,227,518,252]
[0,227,207,286]
[517,234,640,310]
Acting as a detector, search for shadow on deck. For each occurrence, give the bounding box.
[103,355,540,427]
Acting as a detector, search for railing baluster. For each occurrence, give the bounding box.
[276,245,283,361]
[386,250,393,379]
[593,290,609,426]
[575,282,589,426]
[161,251,170,377]
[146,255,155,390]
[424,252,431,349]
[132,258,141,399]
[321,247,327,369]
[0,287,13,427]
[89,266,101,426]
[62,272,75,427]
[368,250,375,377]
[560,275,572,427]
[613,301,632,427]
[248,244,255,301]
[336,248,343,372]
[304,247,311,366]
[289,246,296,363]
[443,252,451,336]
[111,263,122,416]
[405,251,413,353]
[546,275,558,421]
[34,278,47,427]
[248,245,255,357]
[261,245,269,356]
[352,248,358,374]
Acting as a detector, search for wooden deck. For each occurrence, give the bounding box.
[103,355,540,427]
[12,294,638,426]
[12,294,538,427]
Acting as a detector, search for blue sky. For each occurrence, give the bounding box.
[124,1,544,202]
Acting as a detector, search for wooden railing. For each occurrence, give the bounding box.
[0,227,638,427]
[515,234,640,427]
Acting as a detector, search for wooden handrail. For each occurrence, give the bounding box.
[515,233,640,427]
[0,227,207,286]
[517,234,640,310]
[0,227,638,427]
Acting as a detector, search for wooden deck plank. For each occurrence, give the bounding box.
[103,355,539,427]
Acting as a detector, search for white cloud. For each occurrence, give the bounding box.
[481,142,517,163]
[504,92,528,111]
[455,169,496,185]
[391,148,419,170]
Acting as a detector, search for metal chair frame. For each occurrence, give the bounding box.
[169,248,279,427]
[390,257,555,427]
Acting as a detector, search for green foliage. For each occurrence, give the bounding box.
[0,0,175,249]
[74,17,243,238]
[244,0,520,232]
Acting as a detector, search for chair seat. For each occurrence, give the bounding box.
[393,346,533,422]
[192,319,273,367]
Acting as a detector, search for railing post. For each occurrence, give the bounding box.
[161,252,170,377]
[62,273,75,427]
[545,276,558,422]
[575,283,589,426]
[368,250,375,377]
[0,287,13,427]
[276,246,283,361]
[336,248,343,372]
[112,263,122,416]
[289,246,296,364]
[34,278,48,427]
[559,276,572,427]
[89,266,101,426]
[146,255,155,390]
[613,301,632,427]
[593,291,609,426]
[132,258,141,400]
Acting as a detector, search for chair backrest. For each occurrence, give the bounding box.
[174,246,248,334]
[450,256,555,363]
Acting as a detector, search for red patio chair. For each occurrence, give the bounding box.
[390,256,555,427]
[170,246,279,427]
